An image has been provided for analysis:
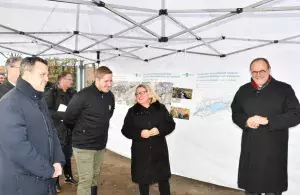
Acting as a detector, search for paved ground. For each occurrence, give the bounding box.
[59,150,244,195]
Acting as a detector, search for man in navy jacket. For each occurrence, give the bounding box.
[0,57,65,195]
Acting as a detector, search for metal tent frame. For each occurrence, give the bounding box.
[0,0,300,64]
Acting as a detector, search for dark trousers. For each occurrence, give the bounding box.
[245,192,282,195]
[62,143,73,175]
[56,143,73,185]
[138,180,170,195]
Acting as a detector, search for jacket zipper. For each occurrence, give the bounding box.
[39,106,53,163]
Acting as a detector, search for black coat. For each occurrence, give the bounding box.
[0,79,14,99]
[45,85,76,146]
[0,78,65,195]
[121,101,176,184]
[231,78,300,193]
[64,83,115,150]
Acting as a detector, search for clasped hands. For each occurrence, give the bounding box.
[141,127,159,139]
[52,163,62,178]
[246,115,268,129]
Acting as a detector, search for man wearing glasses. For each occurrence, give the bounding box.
[63,66,115,195]
[0,56,22,99]
[231,58,300,195]
[45,72,77,192]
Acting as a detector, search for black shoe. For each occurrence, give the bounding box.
[56,183,62,193]
[64,175,78,185]
[91,186,97,195]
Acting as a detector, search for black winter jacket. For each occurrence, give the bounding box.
[0,79,14,99]
[45,85,76,146]
[63,83,115,150]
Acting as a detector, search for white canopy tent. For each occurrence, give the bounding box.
[1,0,300,194]
[0,0,300,63]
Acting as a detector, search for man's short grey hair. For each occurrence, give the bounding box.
[5,56,22,67]
[20,56,48,77]
[5,56,22,74]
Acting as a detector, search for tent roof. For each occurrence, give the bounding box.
[0,0,300,63]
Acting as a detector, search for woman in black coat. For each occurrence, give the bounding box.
[121,84,176,195]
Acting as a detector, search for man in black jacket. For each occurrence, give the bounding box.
[0,56,22,99]
[45,72,77,193]
[64,66,115,195]
[0,56,65,195]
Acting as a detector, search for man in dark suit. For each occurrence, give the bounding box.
[0,56,22,99]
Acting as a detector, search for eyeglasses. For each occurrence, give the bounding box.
[10,66,20,69]
[135,91,147,96]
[251,69,268,76]
[64,78,73,81]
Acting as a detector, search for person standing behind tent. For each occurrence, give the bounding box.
[45,71,77,193]
[121,84,176,195]
[0,56,65,195]
[0,72,5,84]
[0,56,22,99]
[231,58,300,195]
[63,66,115,195]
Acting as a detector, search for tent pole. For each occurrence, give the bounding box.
[105,3,157,13]
[80,34,143,60]
[167,15,221,55]
[168,0,276,40]
[103,5,160,38]
[0,45,33,56]
[168,13,236,40]
[243,6,300,12]
[79,46,143,53]
[161,0,166,37]
[73,54,97,62]
[40,52,69,56]
[148,51,177,61]
[167,15,199,39]
[48,0,93,6]
[146,38,222,60]
[0,31,71,35]
[168,6,300,13]
[101,51,143,61]
[39,46,144,56]
[79,15,159,52]
[185,38,223,50]
[169,38,216,41]
[0,41,33,45]
[78,60,84,90]
[226,34,300,56]
[226,37,274,43]
[102,47,144,62]
[226,43,273,56]
[36,34,74,55]
[80,32,157,41]
[0,24,74,53]
[75,4,80,51]
[48,0,158,13]
[185,50,219,56]
[169,8,235,13]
